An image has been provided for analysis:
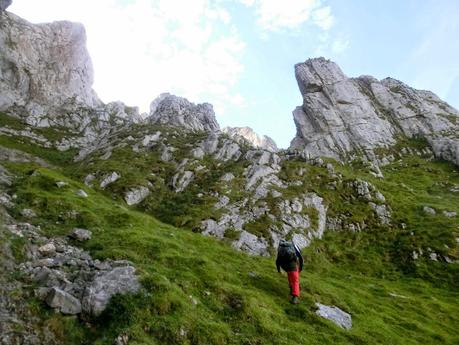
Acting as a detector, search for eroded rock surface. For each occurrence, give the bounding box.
[290,57,459,165]
[148,93,219,132]
[223,126,278,152]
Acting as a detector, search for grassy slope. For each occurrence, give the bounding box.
[1,113,458,344]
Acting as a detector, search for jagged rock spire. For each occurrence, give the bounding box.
[290,57,459,165]
[148,93,220,132]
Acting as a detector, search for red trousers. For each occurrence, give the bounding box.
[287,270,300,297]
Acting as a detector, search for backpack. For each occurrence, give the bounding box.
[277,240,297,263]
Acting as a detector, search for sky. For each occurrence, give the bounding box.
[8,0,459,148]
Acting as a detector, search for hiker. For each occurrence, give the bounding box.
[276,240,303,304]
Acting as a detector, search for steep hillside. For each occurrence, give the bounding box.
[1,112,458,344]
[0,3,458,345]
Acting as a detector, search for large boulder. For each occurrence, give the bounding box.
[148,93,220,132]
[82,266,141,316]
[290,57,459,165]
[45,287,81,315]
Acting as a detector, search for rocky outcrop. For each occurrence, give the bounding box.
[290,57,459,165]
[0,11,100,122]
[148,93,220,132]
[82,266,141,316]
[0,0,11,11]
[223,126,278,152]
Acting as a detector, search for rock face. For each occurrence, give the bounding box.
[223,126,278,152]
[1,0,11,11]
[148,93,220,132]
[290,57,459,165]
[0,11,101,125]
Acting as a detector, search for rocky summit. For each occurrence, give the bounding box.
[0,4,458,345]
[290,57,459,165]
[223,126,278,152]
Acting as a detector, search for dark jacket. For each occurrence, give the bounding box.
[276,242,304,273]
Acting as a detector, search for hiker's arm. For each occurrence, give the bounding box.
[276,258,281,273]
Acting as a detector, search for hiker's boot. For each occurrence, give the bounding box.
[290,296,300,304]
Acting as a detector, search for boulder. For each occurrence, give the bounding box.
[124,186,150,205]
[38,243,56,256]
[315,303,352,330]
[75,189,88,198]
[423,206,436,215]
[69,228,92,241]
[100,171,121,189]
[82,266,141,316]
[45,287,81,315]
[20,208,36,218]
[172,171,194,193]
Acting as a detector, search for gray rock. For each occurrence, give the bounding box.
[124,186,150,205]
[443,210,457,218]
[0,11,102,128]
[55,181,67,188]
[38,243,56,256]
[172,171,194,193]
[0,164,12,186]
[100,171,121,189]
[232,231,269,256]
[369,202,391,225]
[148,93,219,132]
[20,208,36,218]
[201,133,220,154]
[222,126,278,152]
[84,173,95,186]
[191,147,205,159]
[423,206,436,215]
[214,140,241,161]
[142,132,161,146]
[290,58,459,165]
[45,287,81,315]
[69,228,92,241]
[1,0,12,11]
[221,172,235,182]
[161,145,174,162]
[82,266,140,316]
[315,303,352,330]
[75,189,88,198]
[214,195,230,209]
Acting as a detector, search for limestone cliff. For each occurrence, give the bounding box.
[0,10,101,126]
[222,126,278,152]
[290,57,459,165]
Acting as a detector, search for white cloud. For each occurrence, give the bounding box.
[9,0,246,113]
[240,0,334,31]
[312,6,334,30]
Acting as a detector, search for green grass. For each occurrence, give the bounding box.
[4,162,458,345]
